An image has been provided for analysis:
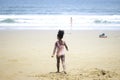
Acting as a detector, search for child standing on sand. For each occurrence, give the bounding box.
[51,30,69,74]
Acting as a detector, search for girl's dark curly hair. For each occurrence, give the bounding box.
[57,30,64,40]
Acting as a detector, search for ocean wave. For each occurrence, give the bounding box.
[0,15,120,30]
[94,19,120,24]
[0,18,17,23]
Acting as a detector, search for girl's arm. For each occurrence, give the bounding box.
[51,42,57,57]
[64,42,69,51]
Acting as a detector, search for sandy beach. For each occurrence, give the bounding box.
[0,30,120,80]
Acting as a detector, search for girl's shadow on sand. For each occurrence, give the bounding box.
[49,71,67,74]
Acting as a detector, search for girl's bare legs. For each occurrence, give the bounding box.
[56,55,66,74]
[56,56,60,72]
[61,55,66,74]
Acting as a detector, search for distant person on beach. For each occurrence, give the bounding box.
[51,30,69,74]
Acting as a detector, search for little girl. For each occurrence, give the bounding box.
[51,30,68,74]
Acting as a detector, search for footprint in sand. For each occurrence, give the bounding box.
[8,59,19,62]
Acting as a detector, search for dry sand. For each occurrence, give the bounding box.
[0,30,120,80]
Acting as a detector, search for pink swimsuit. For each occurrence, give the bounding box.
[56,41,65,56]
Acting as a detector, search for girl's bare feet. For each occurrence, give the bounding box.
[56,71,60,73]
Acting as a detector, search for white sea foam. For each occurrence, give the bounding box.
[0,15,120,30]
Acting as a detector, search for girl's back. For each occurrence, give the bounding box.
[56,40,65,56]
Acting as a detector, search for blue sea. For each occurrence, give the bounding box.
[0,0,120,30]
